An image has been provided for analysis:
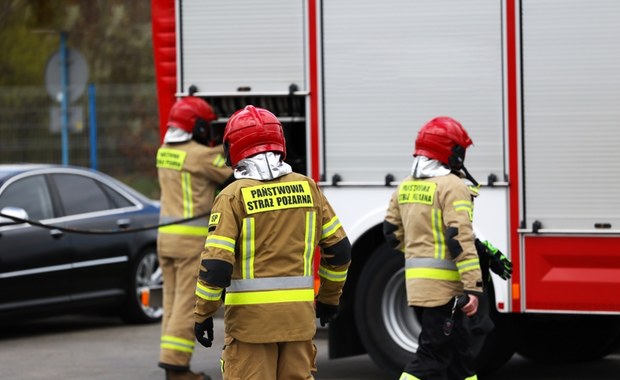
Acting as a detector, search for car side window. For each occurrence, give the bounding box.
[101,185,134,209]
[53,174,115,215]
[0,175,54,220]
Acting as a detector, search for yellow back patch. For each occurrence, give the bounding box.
[398,180,437,205]
[156,148,187,170]
[241,181,314,214]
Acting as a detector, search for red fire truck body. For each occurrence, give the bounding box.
[152,0,620,372]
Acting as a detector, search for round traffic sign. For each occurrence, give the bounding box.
[45,48,89,102]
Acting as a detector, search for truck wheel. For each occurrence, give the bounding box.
[354,243,417,375]
[516,314,620,363]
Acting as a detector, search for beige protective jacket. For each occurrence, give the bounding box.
[156,141,232,258]
[194,172,350,343]
[385,173,483,307]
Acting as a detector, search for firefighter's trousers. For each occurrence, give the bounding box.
[158,255,201,370]
[402,301,477,380]
[221,335,317,380]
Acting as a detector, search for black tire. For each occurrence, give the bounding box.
[354,244,415,377]
[121,247,164,324]
[516,314,620,364]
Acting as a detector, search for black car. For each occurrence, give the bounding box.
[0,164,163,324]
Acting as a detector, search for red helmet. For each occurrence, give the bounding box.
[223,105,286,167]
[167,97,216,134]
[414,116,473,169]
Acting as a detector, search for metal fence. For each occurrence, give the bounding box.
[0,84,161,198]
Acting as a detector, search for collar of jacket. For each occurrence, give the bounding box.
[233,152,292,180]
[411,156,451,178]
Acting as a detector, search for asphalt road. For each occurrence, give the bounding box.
[1,314,619,380]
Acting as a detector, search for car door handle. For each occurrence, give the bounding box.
[50,229,64,239]
[117,218,131,229]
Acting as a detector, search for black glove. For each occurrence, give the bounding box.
[481,240,513,280]
[194,317,214,348]
[315,301,339,327]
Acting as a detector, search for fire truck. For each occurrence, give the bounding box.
[151,0,620,374]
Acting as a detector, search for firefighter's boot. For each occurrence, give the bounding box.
[165,369,212,380]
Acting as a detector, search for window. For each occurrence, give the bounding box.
[0,175,54,220]
[53,174,114,216]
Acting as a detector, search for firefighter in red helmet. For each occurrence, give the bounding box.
[384,116,484,380]
[156,96,233,380]
[193,105,351,379]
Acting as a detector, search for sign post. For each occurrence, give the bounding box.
[44,34,89,166]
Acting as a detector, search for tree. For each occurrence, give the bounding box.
[0,0,154,85]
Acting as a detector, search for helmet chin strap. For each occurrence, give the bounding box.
[460,165,479,187]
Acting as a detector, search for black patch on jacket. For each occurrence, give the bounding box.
[383,221,401,249]
[446,227,463,259]
[199,259,233,287]
[323,237,352,266]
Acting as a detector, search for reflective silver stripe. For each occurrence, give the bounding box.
[303,211,316,276]
[228,276,314,292]
[0,256,129,279]
[182,171,193,218]
[432,208,446,259]
[159,216,209,227]
[241,217,255,279]
[405,257,457,271]
[322,216,342,239]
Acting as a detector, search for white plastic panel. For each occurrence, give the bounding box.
[178,0,306,93]
[522,0,620,230]
[322,0,504,183]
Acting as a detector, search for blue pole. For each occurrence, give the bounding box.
[60,31,69,166]
[88,83,98,170]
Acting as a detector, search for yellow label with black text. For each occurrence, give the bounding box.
[209,212,221,226]
[156,148,187,170]
[241,181,314,214]
[398,180,436,205]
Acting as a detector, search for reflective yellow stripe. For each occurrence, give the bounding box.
[304,211,317,276]
[453,200,473,221]
[161,335,195,353]
[158,224,209,236]
[431,209,446,260]
[182,172,193,218]
[156,148,187,170]
[465,375,478,380]
[225,288,314,305]
[406,267,460,281]
[195,282,223,301]
[457,258,480,274]
[241,181,314,214]
[241,218,255,279]
[468,185,480,197]
[205,235,236,252]
[212,154,226,168]
[399,372,422,380]
[318,266,347,282]
[322,216,342,239]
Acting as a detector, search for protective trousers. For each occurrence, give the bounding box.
[221,335,317,380]
[159,255,202,370]
[401,301,477,380]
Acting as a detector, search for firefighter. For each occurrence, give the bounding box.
[156,96,233,380]
[383,116,484,380]
[193,105,351,380]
